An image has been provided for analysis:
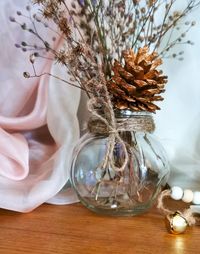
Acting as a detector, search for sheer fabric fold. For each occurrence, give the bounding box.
[0,0,80,212]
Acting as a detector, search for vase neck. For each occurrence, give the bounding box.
[88,111,155,135]
[114,109,152,119]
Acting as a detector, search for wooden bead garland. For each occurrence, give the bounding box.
[171,186,200,205]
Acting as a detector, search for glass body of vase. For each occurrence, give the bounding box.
[70,110,169,216]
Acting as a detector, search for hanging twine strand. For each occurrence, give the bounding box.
[157,189,196,226]
[87,98,128,172]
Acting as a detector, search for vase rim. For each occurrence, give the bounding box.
[114,109,152,118]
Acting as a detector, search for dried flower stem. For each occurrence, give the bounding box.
[28,63,91,93]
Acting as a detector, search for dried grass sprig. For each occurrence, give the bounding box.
[10,0,200,113]
[75,0,200,77]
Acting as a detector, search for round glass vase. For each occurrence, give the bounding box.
[70,110,169,216]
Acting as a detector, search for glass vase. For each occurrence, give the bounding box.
[70,110,169,216]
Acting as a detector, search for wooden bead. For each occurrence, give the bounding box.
[171,186,183,200]
[193,191,200,205]
[182,189,193,203]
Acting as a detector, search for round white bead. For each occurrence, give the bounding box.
[182,189,193,203]
[193,191,200,205]
[171,186,183,200]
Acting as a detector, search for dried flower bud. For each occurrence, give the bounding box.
[55,50,68,65]
[173,11,181,17]
[33,14,42,22]
[23,72,30,78]
[26,5,31,11]
[29,54,36,64]
[21,41,27,46]
[34,52,39,57]
[9,16,15,22]
[165,4,169,9]
[58,17,71,37]
[71,3,76,9]
[44,41,50,49]
[132,0,140,5]
[148,0,156,7]
[21,23,27,30]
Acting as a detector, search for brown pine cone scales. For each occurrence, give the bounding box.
[107,46,168,113]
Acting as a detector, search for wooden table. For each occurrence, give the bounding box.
[0,203,199,254]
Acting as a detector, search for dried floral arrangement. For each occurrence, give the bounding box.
[10,0,200,115]
[9,0,200,218]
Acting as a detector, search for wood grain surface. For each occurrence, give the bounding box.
[0,203,199,254]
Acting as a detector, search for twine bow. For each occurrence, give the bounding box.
[88,98,128,172]
[87,98,155,173]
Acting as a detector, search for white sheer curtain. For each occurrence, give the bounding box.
[154,6,200,190]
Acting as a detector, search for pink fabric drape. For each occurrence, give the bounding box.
[0,0,80,212]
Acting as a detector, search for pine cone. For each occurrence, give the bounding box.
[107,46,168,112]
